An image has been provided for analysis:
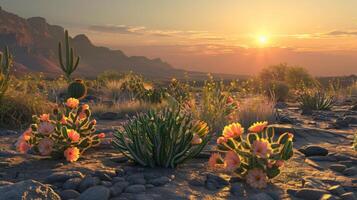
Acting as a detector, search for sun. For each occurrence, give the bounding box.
[257,35,268,45]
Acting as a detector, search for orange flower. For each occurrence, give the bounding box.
[98,133,105,138]
[66,98,79,109]
[22,128,32,141]
[64,147,80,162]
[82,104,89,110]
[16,140,31,153]
[208,153,224,169]
[216,136,228,144]
[67,129,80,142]
[38,138,54,156]
[224,151,240,171]
[78,112,87,120]
[60,115,68,125]
[39,114,50,122]
[92,119,97,125]
[191,134,202,145]
[246,168,268,189]
[248,121,268,133]
[252,139,272,159]
[222,123,244,139]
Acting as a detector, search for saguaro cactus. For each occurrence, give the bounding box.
[0,46,13,101]
[58,30,80,81]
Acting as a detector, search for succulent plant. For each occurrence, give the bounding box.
[0,46,13,101]
[209,122,294,189]
[298,90,335,111]
[58,30,80,81]
[68,79,87,99]
[113,107,211,168]
[16,98,105,162]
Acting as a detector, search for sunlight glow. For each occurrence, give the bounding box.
[257,35,268,45]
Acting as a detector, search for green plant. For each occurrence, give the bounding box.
[16,98,105,162]
[210,122,294,189]
[166,78,191,104]
[298,90,335,111]
[58,30,80,81]
[68,79,87,99]
[0,46,13,101]
[266,81,289,102]
[113,107,211,168]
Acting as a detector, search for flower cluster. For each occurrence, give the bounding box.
[16,98,105,162]
[209,121,294,189]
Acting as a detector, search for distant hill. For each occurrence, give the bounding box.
[0,7,243,80]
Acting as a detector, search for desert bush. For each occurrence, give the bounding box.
[298,90,335,111]
[113,107,211,168]
[209,122,294,189]
[236,96,277,129]
[0,46,12,102]
[16,98,105,162]
[266,81,289,102]
[166,78,192,104]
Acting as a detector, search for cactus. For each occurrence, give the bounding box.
[0,46,13,101]
[68,79,87,99]
[209,121,294,189]
[58,30,80,81]
[15,98,105,162]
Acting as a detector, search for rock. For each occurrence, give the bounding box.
[299,146,329,157]
[0,180,13,186]
[275,102,288,109]
[205,173,229,190]
[126,174,146,185]
[95,169,116,181]
[330,164,347,173]
[148,176,170,186]
[248,192,274,200]
[134,194,154,200]
[45,171,84,183]
[101,181,112,187]
[125,184,146,193]
[334,118,349,129]
[113,177,126,183]
[60,189,80,200]
[320,194,340,200]
[302,108,313,115]
[341,192,357,200]
[279,116,294,124]
[333,153,351,161]
[78,186,110,200]
[79,176,101,192]
[343,167,357,176]
[295,188,329,200]
[328,185,346,196]
[0,179,60,200]
[339,160,357,168]
[351,105,357,111]
[63,177,82,190]
[110,181,129,196]
[99,112,119,120]
[309,156,336,162]
[230,182,245,197]
[188,178,205,187]
[111,157,129,164]
[343,116,357,124]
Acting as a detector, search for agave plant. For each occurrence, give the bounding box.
[113,107,211,168]
[298,90,335,111]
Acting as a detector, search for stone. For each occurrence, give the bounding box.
[341,192,357,200]
[351,105,357,111]
[78,186,110,200]
[99,112,119,120]
[148,176,170,186]
[79,176,101,192]
[295,188,329,200]
[343,167,357,176]
[45,171,84,183]
[110,181,129,197]
[101,181,112,187]
[0,179,60,200]
[299,146,329,157]
[95,169,116,181]
[0,180,13,186]
[126,173,146,185]
[60,189,80,200]
[113,177,126,183]
[328,185,346,196]
[188,178,205,187]
[343,116,357,124]
[230,182,245,197]
[63,177,82,190]
[334,118,349,129]
[330,164,347,173]
[333,153,351,161]
[302,108,313,115]
[134,194,154,200]
[248,192,274,200]
[320,194,340,200]
[339,160,357,168]
[309,156,336,162]
[205,173,229,190]
[125,184,146,193]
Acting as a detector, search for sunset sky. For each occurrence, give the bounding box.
[2,0,357,76]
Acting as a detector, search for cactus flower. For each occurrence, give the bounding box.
[217,136,228,144]
[98,133,105,138]
[66,98,79,109]
[246,168,268,189]
[78,112,87,120]
[16,140,31,153]
[64,147,80,162]
[222,123,244,139]
[38,138,54,156]
[38,122,54,136]
[208,153,224,169]
[68,129,80,142]
[82,104,89,110]
[60,115,68,125]
[39,114,50,122]
[191,134,202,145]
[224,151,240,171]
[252,139,272,159]
[248,121,268,133]
[275,160,284,167]
[22,129,32,141]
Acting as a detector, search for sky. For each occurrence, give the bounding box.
[1,0,357,76]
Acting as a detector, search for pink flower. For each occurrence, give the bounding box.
[208,153,224,169]
[98,133,105,138]
[222,123,244,139]
[67,129,80,142]
[275,160,284,168]
[66,98,79,109]
[38,138,54,156]
[191,134,202,145]
[16,140,31,153]
[252,139,272,159]
[224,151,240,171]
[217,136,228,144]
[22,128,32,141]
[39,114,50,122]
[64,147,80,162]
[38,122,54,136]
[60,115,68,125]
[246,168,268,189]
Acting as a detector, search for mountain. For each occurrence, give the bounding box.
[0,7,238,80]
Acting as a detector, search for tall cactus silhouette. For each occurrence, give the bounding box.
[58,30,80,81]
[0,46,13,101]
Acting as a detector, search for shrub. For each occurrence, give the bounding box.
[209,122,294,189]
[266,81,289,102]
[166,78,191,104]
[16,98,105,162]
[113,107,211,168]
[236,96,277,129]
[298,90,335,111]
